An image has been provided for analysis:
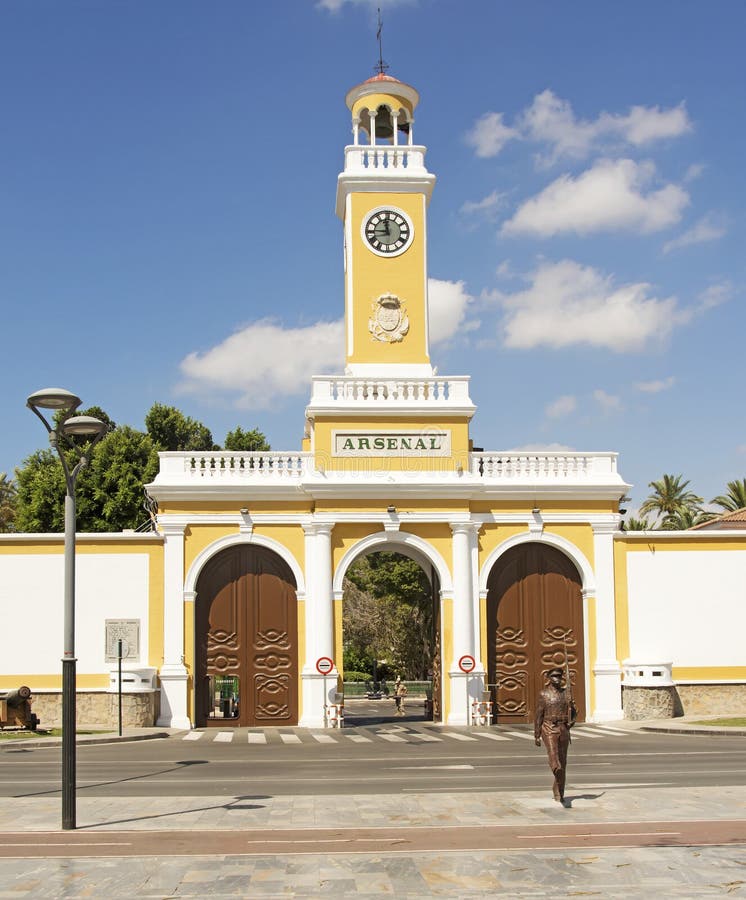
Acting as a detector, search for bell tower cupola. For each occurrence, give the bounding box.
[336,73,436,377]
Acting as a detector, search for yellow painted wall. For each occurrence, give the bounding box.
[313,415,472,473]
[351,92,415,120]
[348,192,428,367]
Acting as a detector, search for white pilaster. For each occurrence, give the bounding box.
[157,523,191,729]
[589,520,624,721]
[448,522,483,725]
[300,522,337,727]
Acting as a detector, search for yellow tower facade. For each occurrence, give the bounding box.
[336,74,436,376]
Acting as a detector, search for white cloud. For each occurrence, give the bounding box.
[459,190,504,220]
[428,278,478,344]
[496,259,683,352]
[501,158,689,237]
[684,163,706,182]
[317,0,413,11]
[663,214,727,253]
[464,112,519,158]
[593,388,622,413]
[696,281,732,312]
[546,395,577,419]
[635,376,676,393]
[178,319,343,409]
[465,90,691,163]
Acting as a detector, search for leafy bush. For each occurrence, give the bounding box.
[342,671,372,682]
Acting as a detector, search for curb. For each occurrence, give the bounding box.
[0,731,171,750]
[641,725,746,736]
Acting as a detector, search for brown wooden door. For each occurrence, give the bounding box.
[195,545,298,727]
[486,543,585,724]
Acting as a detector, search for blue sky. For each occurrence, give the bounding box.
[2,0,744,513]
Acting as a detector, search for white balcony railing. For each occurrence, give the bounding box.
[155,451,312,482]
[309,376,472,405]
[343,145,428,175]
[472,452,619,481]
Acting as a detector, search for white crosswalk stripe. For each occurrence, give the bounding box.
[503,731,534,740]
[181,723,631,745]
[570,728,604,739]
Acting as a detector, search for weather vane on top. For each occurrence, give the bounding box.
[375,8,389,75]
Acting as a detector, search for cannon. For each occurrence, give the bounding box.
[0,686,40,731]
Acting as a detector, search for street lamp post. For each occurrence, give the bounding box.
[27,388,107,831]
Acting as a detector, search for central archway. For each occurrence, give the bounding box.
[334,532,451,724]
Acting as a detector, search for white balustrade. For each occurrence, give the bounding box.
[343,145,427,174]
[471,452,619,481]
[155,451,311,482]
[310,376,472,405]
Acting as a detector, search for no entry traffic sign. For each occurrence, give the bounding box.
[458,654,476,674]
[316,656,334,675]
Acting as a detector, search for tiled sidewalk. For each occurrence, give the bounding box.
[0,786,744,898]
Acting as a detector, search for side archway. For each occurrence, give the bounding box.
[482,534,589,725]
[193,540,300,727]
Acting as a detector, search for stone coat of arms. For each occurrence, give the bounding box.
[369,293,409,343]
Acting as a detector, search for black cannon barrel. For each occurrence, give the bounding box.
[4,686,32,707]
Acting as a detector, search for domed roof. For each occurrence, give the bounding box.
[363,73,402,85]
[345,73,419,112]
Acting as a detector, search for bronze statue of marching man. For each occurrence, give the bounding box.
[534,665,577,805]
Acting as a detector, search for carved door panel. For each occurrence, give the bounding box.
[196,546,298,727]
[487,544,585,724]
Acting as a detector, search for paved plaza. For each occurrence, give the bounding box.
[0,719,744,897]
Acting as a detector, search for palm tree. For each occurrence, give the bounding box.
[623,515,653,531]
[660,508,717,530]
[638,474,703,526]
[0,472,17,532]
[711,479,746,513]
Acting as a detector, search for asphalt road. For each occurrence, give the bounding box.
[1,704,744,800]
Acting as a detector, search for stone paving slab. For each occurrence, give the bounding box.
[0,845,744,898]
[0,785,744,832]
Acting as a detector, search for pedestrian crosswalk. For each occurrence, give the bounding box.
[180,723,634,746]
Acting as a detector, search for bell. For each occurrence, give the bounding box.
[374,105,394,139]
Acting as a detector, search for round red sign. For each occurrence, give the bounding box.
[316,656,335,675]
[458,654,476,673]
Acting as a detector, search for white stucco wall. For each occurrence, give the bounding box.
[0,553,150,677]
[626,549,746,667]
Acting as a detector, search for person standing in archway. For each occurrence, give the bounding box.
[393,676,408,716]
[534,667,576,804]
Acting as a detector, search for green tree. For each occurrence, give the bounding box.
[623,515,652,531]
[145,403,215,451]
[14,424,158,533]
[659,507,717,530]
[711,478,746,513]
[224,426,270,452]
[638,474,704,527]
[344,552,434,680]
[83,427,159,531]
[0,472,18,532]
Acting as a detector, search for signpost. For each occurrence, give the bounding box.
[458,655,476,726]
[316,657,335,727]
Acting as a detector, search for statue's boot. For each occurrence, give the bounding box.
[552,780,561,801]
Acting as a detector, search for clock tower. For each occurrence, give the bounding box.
[336,73,436,376]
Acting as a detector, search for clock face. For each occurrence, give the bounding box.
[362,208,413,257]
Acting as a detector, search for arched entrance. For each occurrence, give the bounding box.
[195,544,298,727]
[340,549,442,724]
[486,543,585,724]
